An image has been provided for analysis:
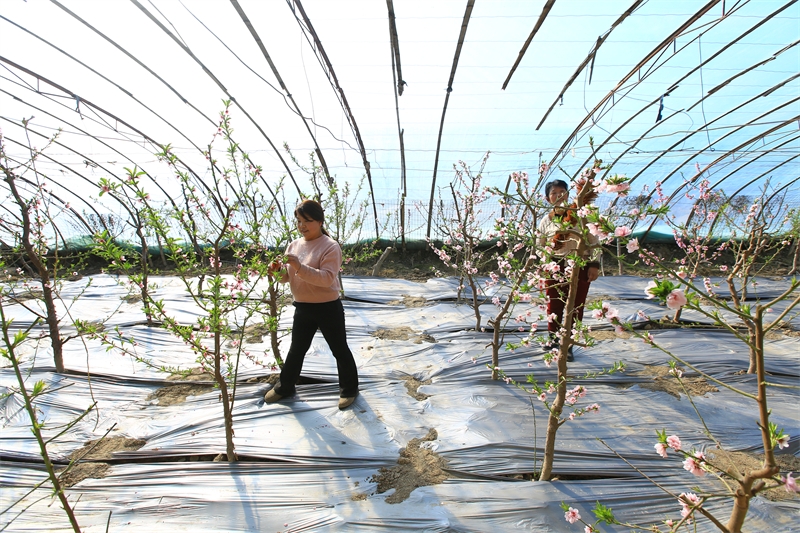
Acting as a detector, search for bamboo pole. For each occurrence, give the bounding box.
[426,0,475,239]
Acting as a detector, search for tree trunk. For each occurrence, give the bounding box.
[214,331,238,462]
[2,308,80,532]
[40,271,65,373]
[268,283,283,367]
[727,311,778,532]
[540,260,581,481]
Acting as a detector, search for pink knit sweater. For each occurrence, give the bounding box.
[282,234,342,303]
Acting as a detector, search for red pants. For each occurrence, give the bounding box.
[546,265,592,334]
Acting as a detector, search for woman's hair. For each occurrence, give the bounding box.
[544,179,569,199]
[294,199,330,236]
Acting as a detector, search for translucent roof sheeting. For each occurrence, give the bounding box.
[1,0,799,241]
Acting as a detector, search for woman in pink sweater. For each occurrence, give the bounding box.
[264,200,359,409]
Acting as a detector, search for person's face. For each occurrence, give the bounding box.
[295,214,323,240]
[547,186,569,206]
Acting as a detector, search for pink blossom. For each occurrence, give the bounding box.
[666,435,682,451]
[626,238,639,253]
[587,223,605,238]
[683,455,706,476]
[720,265,728,272]
[784,472,798,492]
[614,226,632,238]
[655,442,668,458]
[606,183,630,194]
[564,507,581,524]
[538,393,547,402]
[777,435,790,449]
[644,281,657,299]
[666,289,688,309]
[678,492,701,520]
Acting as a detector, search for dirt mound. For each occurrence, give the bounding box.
[709,449,800,502]
[373,326,436,344]
[386,295,428,307]
[370,428,448,503]
[402,376,432,401]
[60,436,147,487]
[636,365,718,399]
[146,383,214,406]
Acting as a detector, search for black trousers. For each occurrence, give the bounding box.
[275,299,359,398]
[546,264,592,334]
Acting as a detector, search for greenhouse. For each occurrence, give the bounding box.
[1,1,798,532]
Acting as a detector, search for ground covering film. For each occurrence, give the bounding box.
[1,274,798,532]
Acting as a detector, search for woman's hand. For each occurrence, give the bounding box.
[587,266,600,282]
[284,254,301,270]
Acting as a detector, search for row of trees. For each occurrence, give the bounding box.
[2,109,799,532]
[428,157,798,532]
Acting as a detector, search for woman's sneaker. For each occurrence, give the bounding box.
[264,389,283,403]
[338,396,356,410]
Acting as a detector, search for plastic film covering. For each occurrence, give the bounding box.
[1,275,798,532]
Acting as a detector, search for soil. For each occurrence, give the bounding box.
[401,376,432,401]
[146,383,214,406]
[60,436,146,488]
[635,365,718,399]
[368,428,448,503]
[708,449,800,502]
[372,326,436,344]
[166,366,215,382]
[386,295,428,308]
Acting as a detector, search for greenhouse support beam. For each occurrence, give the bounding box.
[229,0,333,192]
[128,0,303,198]
[0,14,211,157]
[0,57,213,205]
[639,115,800,242]
[588,0,792,186]
[426,0,475,240]
[386,0,405,97]
[535,0,643,127]
[708,37,800,96]
[501,0,557,91]
[290,0,379,238]
[624,77,800,192]
[547,0,722,167]
[387,9,408,249]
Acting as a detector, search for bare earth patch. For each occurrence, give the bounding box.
[592,330,631,340]
[10,287,43,303]
[708,449,800,502]
[239,322,270,344]
[402,376,432,401]
[146,383,214,406]
[167,366,215,382]
[122,293,142,303]
[635,365,718,399]
[373,326,436,344]
[60,436,147,487]
[370,428,448,504]
[246,373,280,384]
[386,295,428,308]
